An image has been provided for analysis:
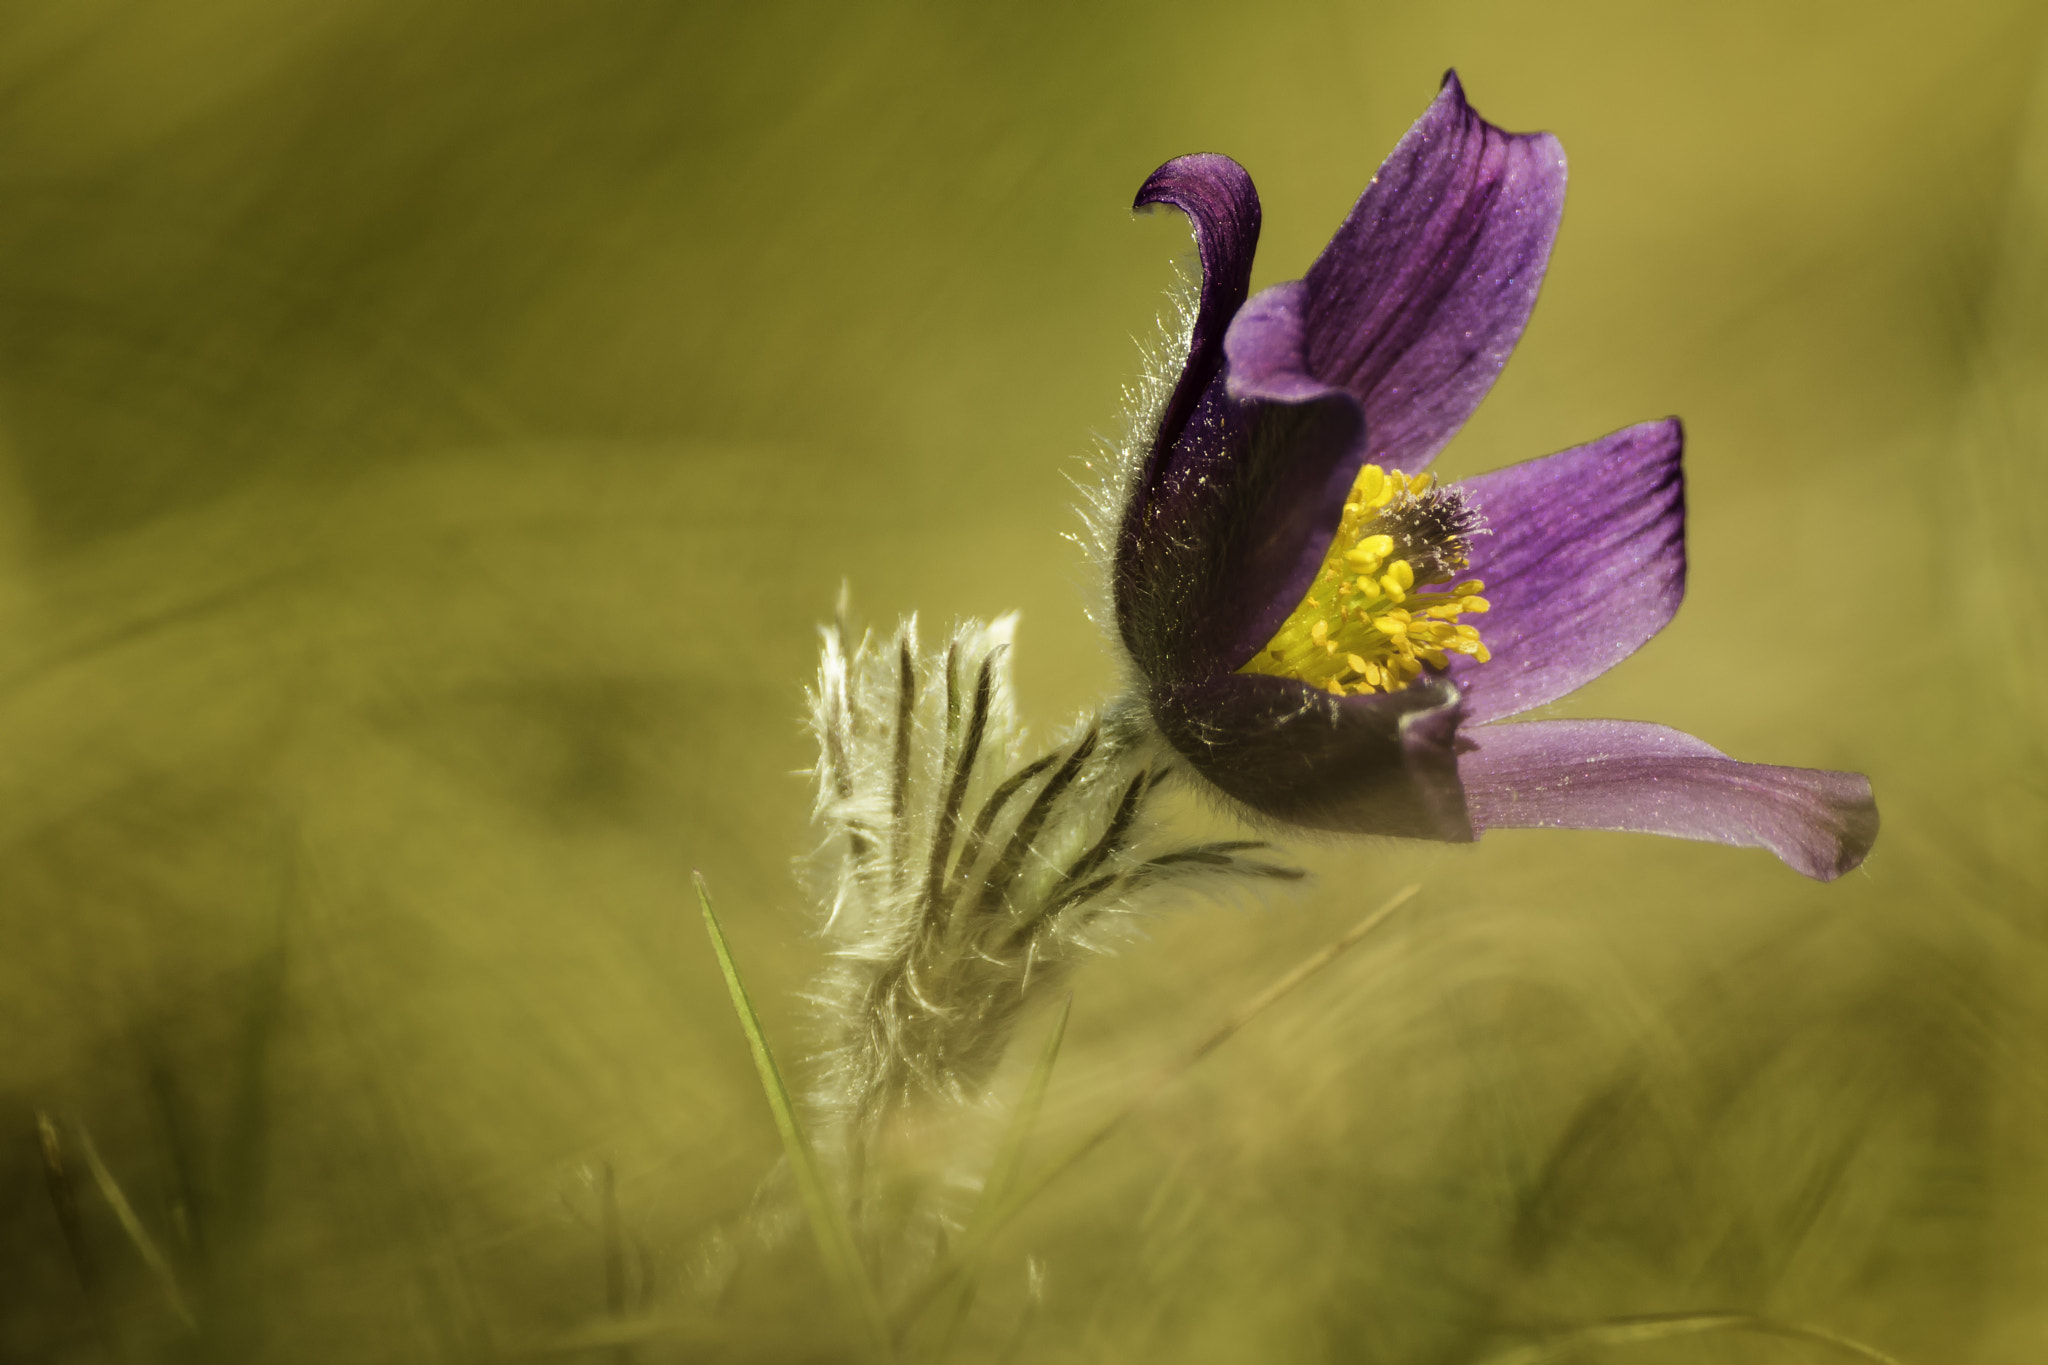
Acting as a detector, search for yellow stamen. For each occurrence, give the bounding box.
[1237,462,1492,697]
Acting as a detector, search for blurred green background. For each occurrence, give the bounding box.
[3,1,2046,1360]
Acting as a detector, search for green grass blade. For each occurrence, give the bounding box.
[693,872,892,1359]
[75,1122,196,1328]
[36,1112,117,1355]
[919,996,1073,1356]
[1474,1312,1905,1365]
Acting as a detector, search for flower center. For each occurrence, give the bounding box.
[1238,464,1491,696]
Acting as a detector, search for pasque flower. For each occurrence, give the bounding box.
[1113,72,1877,880]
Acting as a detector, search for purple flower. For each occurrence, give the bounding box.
[1113,72,1876,882]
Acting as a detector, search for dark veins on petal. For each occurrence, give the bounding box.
[1302,72,1566,474]
[1447,419,1686,725]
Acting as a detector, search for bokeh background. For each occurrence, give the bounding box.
[3,1,2046,1361]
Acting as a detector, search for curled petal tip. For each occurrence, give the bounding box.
[1133,152,1256,217]
[1125,151,1264,528]
[1130,155,1261,328]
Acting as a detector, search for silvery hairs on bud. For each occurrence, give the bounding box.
[803,600,1302,1164]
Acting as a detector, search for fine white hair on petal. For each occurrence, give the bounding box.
[800,595,1301,1172]
[1070,263,1199,649]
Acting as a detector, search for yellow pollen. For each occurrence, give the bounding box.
[1236,462,1491,697]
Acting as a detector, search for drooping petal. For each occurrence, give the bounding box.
[1301,71,1567,475]
[1445,419,1686,724]
[1459,719,1878,881]
[1132,153,1261,475]
[1148,672,1471,839]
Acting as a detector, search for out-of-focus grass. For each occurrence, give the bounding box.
[0,1,2044,1361]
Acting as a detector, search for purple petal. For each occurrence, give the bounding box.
[1120,154,1316,685]
[1301,71,1567,475]
[1149,672,1471,839]
[1460,720,1879,881]
[1226,279,1334,403]
[1116,387,1364,683]
[1190,280,1393,671]
[1133,153,1261,471]
[1446,419,1686,724]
